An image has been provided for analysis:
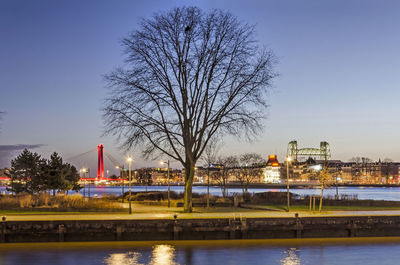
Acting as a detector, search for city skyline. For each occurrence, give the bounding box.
[2,0,400,169]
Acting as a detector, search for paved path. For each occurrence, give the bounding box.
[3,209,400,221]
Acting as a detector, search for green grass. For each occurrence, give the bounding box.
[257,204,400,211]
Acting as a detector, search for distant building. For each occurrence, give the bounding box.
[263,155,281,183]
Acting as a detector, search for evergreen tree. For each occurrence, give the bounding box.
[7,150,81,195]
[59,163,81,194]
[42,152,81,195]
[43,152,63,195]
[7,149,46,194]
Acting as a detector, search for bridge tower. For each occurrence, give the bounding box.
[97,144,104,181]
[287,140,331,161]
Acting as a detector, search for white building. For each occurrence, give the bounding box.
[263,155,281,183]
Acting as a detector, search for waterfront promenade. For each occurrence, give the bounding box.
[3,204,400,221]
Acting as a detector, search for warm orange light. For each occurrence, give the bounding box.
[272,162,279,167]
[269,155,276,159]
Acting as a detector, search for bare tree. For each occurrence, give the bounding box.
[349,157,362,163]
[201,137,221,207]
[103,7,276,212]
[215,155,239,197]
[237,153,264,193]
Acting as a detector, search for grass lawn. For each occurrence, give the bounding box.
[255,204,400,211]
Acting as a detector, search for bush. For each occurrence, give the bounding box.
[0,193,124,210]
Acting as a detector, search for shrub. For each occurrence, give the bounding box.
[0,193,124,210]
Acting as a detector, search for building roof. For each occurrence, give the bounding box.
[267,155,280,167]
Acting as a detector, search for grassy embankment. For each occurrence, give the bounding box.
[2,191,400,216]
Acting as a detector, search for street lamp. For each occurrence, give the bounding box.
[286,156,292,212]
[116,165,125,203]
[87,168,91,199]
[161,160,171,208]
[127,156,133,214]
[81,168,86,197]
[81,168,90,198]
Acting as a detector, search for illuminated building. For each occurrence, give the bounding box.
[263,155,281,183]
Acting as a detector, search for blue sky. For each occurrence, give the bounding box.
[1,0,400,171]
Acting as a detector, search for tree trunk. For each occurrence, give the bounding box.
[183,160,195,213]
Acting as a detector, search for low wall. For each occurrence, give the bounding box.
[1,215,400,243]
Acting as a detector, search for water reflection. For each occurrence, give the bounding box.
[280,248,300,265]
[2,185,399,201]
[104,245,176,265]
[149,245,176,265]
[105,252,143,265]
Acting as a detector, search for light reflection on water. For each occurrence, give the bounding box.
[105,245,176,265]
[280,248,300,265]
[1,239,400,265]
[104,252,142,265]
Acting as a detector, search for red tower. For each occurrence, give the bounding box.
[97,144,104,181]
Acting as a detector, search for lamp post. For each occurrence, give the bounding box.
[207,164,211,208]
[87,168,91,199]
[81,168,86,197]
[116,165,125,203]
[127,157,133,214]
[161,160,171,208]
[286,156,292,212]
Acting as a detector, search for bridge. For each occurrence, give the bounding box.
[67,144,124,182]
[287,140,331,161]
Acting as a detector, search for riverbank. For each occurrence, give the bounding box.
[2,213,400,243]
[2,201,400,243]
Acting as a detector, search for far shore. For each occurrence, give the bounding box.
[119,183,400,189]
[2,183,400,189]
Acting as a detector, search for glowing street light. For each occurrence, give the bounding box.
[81,168,87,197]
[127,156,133,214]
[160,160,171,208]
[81,168,91,199]
[286,156,292,212]
[116,165,125,203]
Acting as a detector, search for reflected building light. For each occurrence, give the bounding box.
[104,252,143,265]
[280,248,301,265]
[150,244,176,265]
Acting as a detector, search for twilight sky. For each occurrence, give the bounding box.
[1,0,400,171]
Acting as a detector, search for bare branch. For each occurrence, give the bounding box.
[103,7,277,212]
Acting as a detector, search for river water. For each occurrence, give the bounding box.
[0,238,400,265]
[2,185,400,201]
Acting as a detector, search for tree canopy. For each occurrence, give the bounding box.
[104,7,276,212]
[7,150,81,194]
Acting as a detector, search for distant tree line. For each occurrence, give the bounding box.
[7,149,81,195]
[205,152,265,196]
